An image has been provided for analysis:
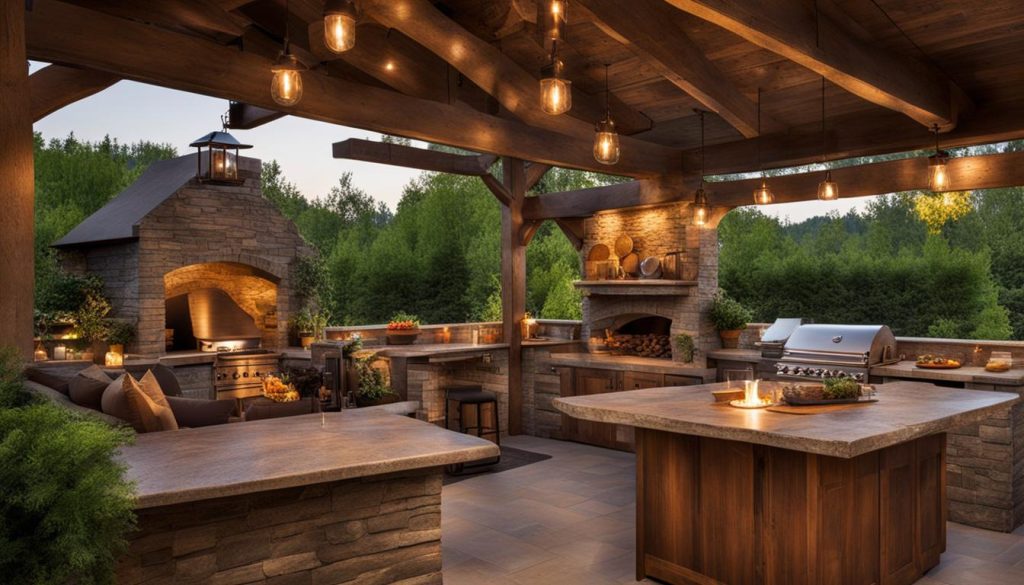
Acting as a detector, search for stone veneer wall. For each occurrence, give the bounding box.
[61,241,141,329]
[134,157,310,356]
[581,203,720,367]
[116,468,443,585]
[406,351,510,438]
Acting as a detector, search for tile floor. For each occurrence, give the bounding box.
[441,435,1024,585]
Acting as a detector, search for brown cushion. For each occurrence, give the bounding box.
[166,396,235,428]
[24,367,73,395]
[101,374,145,431]
[68,365,112,410]
[122,374,178,433]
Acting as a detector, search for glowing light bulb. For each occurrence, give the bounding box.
[753,178,775,205]
[323,0,357,54]
[540,59,571,115]
[817,170,839,201]
[692,188,709,226]
[929,152,950,192]
[271,53,304,106]
[593,117,619,165]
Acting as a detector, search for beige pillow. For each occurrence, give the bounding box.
[101,374,145,431]
[123,374,178,433]
[139,370,171,410]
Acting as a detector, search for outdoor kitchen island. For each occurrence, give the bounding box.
[555,381,1018,585]
[115,410,498,584]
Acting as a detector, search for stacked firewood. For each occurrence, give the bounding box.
[605,333,672,359]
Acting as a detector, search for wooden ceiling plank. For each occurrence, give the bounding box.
[358,0,652,139]
[64,0,247,37]
[663,0,969,130]
[332,138,496,175]
[26,1,678,178]
[29,64,120,122]
[577,0,764,138]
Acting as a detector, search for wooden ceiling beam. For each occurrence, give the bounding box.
[29,64,120,122]
[333,139,497,175]
[226,101,285,130]
[525,163,552,190]
[576,0,765,138]
[662,0,968,130]
[525,150,1024,219]
[63,0,247,38]
[26,0,679,178]
[359,0,653,139]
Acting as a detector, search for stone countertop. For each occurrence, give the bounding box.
[554,381,1017,459]
[871,360,1024,387]
[120,410,499,509]
[374,343,509,358]
[547,353,716,379]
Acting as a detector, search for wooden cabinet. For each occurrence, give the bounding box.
[624,371,664,390]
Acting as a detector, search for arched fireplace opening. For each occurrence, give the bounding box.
[593,314,673,359]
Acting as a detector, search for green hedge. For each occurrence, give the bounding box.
[0,347,136,585]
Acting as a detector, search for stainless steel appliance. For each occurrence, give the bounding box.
[774,324,897,382]
[756,318,804,358]
[213,349,281,402]
[165,287,263,352]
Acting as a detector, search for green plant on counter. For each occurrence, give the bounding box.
[354,353,394,401]
[294,307,331,339]
[104,319,136,346]
[0,346,137,584]
[674,333,696,363]
[822,377,861,400]
[708,291,752,332]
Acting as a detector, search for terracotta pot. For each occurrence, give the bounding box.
[719,329,742,349]
[356,393,400,408]
[299,334,315,350]
[386,328,420,345]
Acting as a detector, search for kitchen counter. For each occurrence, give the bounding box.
[554,380,1015,458]
[872,360,1024,387]
[374,342,508,359]
[556,381,1017,585]
[547,353,715,380]
[704,348,763,362]
[121,408,498,509]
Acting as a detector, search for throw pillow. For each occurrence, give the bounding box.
[139,370,172,410]
[123,374,178,433]
[68,365,112,410]
[24,367,73,395]
[101,374,145,431]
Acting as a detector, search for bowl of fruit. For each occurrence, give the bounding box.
[386,312,421,345]
[262,374,300,403]
[915,354,962,369]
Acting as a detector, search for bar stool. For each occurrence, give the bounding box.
[444,386,500,472]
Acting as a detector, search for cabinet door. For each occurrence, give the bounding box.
[575,368,621,449]
[624,371,665,390]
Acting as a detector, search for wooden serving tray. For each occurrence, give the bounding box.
[768,401,877,415]
[915,362,962,369]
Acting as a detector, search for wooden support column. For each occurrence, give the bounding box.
[500,158,527,435]
[1,0,35,358]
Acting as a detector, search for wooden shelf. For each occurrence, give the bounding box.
[573,280,696,296]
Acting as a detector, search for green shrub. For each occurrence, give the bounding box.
[0,346,136,584]
[709,291,752,331]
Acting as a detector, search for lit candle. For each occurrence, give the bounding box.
[53,345,66,360]
[442,327,452,344]
[105,351,123,367]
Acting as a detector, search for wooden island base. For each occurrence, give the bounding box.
[637,429,946,585]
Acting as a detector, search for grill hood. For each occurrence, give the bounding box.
[782,324,896,367]
[166,288,262,351]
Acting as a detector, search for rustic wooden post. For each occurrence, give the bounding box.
[1,0,35,359]
[500,157,527,435]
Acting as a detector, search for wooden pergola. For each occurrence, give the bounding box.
[3,1,1024,432]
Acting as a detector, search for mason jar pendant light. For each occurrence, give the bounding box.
[928,124,951,192]
[593,64,619,165]
[817,78,839,201]
[540,40,572,115]
[692,109,710,226]
[323,0,357,54]
[752,88,774,205]
[271,0,305,106]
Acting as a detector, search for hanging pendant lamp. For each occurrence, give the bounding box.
[817,78,839,201]
[323,0,357,54]
[752,88,774,205]
[540,41,572,115]
[593,64,620,165]
[271,0,305,106]
[928,124,950,192]
[692,109,710,226]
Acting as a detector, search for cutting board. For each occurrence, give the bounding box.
[767,401,877,415]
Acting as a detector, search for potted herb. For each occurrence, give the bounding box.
[294,307,330,349]
[674,333,696,363]
[354,353,398,407]
[709,291,752,349]
[105,319,136,355]
[386,312,421,345]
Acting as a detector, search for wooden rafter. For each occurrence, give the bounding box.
[662,0,968,130]
[25,0,680,178]
[554,218,585,250]
[577,0,764,138]
[333,139,497,176]
[29,64,119,122]
[359,0,652,137]
[525,163,552,190]
[525,151,1024,219]
[226,102,284,130]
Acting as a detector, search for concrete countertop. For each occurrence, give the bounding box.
[554,381,1017,459]
[705,348,764,363]
[872,360,1024,387]
[547,353,716,379]
[374,343,509,358]
[120,410,499,509]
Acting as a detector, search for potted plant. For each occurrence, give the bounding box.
[386,312,421,345]
[72,291,111,363]
[354,353,398,407]
[709,291,752,349]
[294,307,330,349]
[105,319,136,355]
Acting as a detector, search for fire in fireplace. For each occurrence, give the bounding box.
[603,315,672,359]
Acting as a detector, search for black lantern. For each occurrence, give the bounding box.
[189,131,253,184]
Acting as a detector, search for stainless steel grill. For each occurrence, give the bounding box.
[774,324,897,382]
[213,349,280,402]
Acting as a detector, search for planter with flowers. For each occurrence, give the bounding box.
[386,312,421,345]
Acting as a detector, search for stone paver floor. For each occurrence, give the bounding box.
[441,435,1024,585]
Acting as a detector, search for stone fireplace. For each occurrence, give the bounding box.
[55,153,311,356]
[578,202,719,367]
